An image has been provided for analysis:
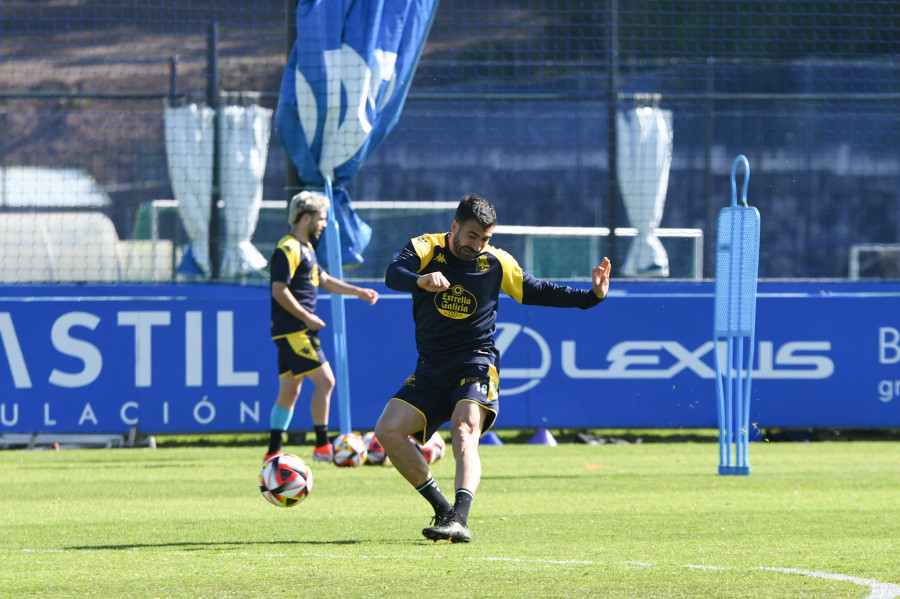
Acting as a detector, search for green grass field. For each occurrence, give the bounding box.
[1,437,898,598]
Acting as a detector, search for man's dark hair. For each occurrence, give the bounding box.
[455,194,497,229]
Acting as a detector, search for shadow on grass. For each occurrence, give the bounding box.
[67,539,361,551]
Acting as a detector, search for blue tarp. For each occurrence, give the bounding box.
[274,0,439,265]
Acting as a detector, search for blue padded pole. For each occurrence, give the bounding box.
[323,177,352,435]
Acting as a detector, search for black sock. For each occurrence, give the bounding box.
[454,488,474,526]
[267,430,284,455]
[416,477,453,517]
[314,425,329,447]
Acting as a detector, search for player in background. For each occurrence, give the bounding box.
[375,194,611,543]
[266,191,379,464]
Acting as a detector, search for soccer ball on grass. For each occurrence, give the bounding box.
[259,453,313,507]
[332,432,368,467]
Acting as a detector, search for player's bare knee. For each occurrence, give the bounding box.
[374,417,402,449]
[311,369,335,392]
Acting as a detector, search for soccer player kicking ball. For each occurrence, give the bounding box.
[375,194,611,543]
[266,191,378,465]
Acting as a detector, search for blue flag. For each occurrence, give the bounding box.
[275,0,439,265]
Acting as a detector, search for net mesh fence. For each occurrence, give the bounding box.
[1,1,898,282]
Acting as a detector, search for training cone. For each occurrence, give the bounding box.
[529,428,558,446]
[480,431,503,446]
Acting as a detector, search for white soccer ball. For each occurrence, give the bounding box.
[259,453,313,507]
[332,432,367,467]
[362,431,389,466]
[408,431,446,464]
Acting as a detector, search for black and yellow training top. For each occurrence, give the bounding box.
[270,235,322,337]
[385,232,602,362]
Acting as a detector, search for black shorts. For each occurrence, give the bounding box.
[391,356,499,444]
[273,330,327,378]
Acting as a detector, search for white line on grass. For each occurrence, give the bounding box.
[759,568,900,599]
[683,564,900,599]
[684,565,900,599]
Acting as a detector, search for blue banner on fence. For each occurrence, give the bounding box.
[274,0,438,265]
[1,282,898,434]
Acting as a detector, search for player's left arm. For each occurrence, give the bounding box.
[495,248,610,309]
[319,272,379,305]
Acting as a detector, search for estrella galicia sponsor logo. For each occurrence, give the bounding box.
[435,285,477,320]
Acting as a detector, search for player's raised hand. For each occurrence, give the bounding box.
[592,257,611,300]
[417,271,451,292]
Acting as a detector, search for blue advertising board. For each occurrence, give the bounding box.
[1,281,898,434]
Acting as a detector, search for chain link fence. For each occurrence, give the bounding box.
[1,1,898,281]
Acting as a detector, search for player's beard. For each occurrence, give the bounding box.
[309,222,323,243]
[452,234,477,261]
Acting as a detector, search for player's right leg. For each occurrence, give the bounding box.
[375,399,431,487]
[375,399,454,532]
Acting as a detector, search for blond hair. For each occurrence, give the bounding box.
[288,190,330,226]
